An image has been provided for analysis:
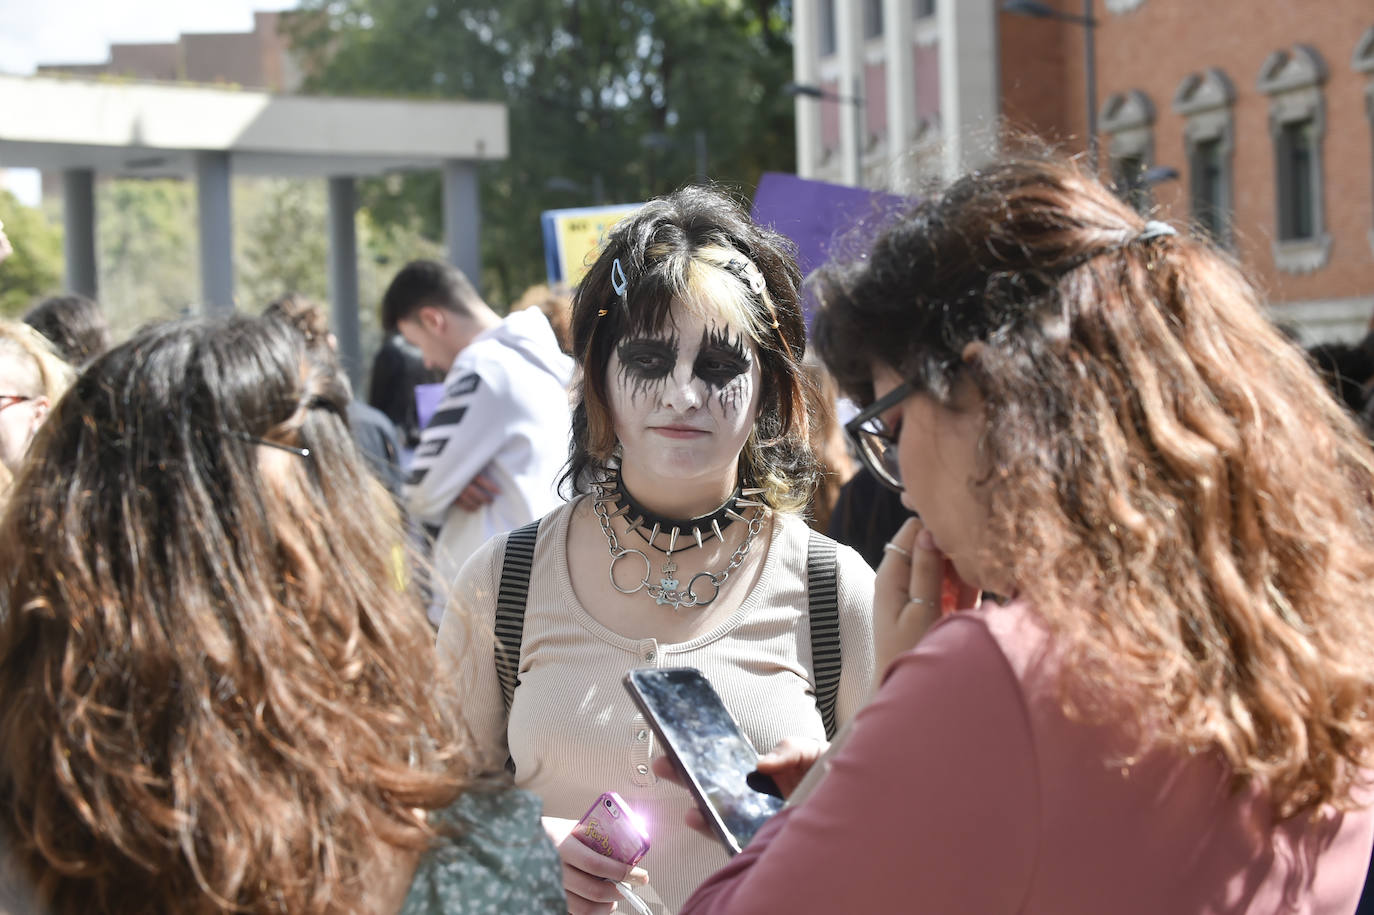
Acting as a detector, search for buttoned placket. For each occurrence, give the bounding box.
[630,639,659,785]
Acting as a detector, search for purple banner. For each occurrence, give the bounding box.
[751,171,911,327]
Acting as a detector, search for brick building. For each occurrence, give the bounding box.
[792,0,1374,339]
[36,11,298,92]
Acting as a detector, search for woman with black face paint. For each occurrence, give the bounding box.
[437,186,876,915]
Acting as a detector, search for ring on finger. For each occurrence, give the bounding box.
[883,542,912,560]
[905,595,934,608]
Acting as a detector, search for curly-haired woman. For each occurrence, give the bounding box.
[677,157,1374,913]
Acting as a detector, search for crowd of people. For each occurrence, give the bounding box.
[1,154,1374,915]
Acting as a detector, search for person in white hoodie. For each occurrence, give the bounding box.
[382,259,575,623]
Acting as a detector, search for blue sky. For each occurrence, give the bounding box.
[0,0,300,203]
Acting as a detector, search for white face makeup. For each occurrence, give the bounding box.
[608,302,762,492]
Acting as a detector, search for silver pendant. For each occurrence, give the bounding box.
[656,558,680,608]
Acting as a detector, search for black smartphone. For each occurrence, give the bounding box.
[623,666,785,855]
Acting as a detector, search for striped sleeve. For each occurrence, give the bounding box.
[404,366,505,523]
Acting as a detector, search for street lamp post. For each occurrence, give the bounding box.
[1004,0,1099,171]
[784,81,865,186]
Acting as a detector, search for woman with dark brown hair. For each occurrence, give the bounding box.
[0,317,564,914]
[440,185,875,915]
[676,157,1374,913]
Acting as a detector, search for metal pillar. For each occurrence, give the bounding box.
[442,160,482,293]
[327,176,362,390]
[61,169,97,298]
[195,151,234,312]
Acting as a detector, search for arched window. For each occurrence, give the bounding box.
[1173,68,1236,246]
[1100,90,1157,213]
[1257,44,1330,274]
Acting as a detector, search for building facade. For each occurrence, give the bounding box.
[37,12,298,92]
[792,0,1374,340]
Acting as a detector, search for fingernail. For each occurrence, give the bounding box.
[628,867,650,885]
[915,528,936,551]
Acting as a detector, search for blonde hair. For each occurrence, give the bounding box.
[0,321,75,402]
[0,321,75,495]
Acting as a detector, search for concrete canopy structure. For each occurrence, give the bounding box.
[0,73,508,381]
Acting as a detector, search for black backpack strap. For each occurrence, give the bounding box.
[806,529,842,741]
[495,519,542,714]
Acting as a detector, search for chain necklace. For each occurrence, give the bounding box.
[592,482,767,610]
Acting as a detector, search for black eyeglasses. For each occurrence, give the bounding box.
[843,380,919,493]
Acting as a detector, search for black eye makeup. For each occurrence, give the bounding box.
[612,323,754,413]
[693,327,752,390]
[616,335,678,400]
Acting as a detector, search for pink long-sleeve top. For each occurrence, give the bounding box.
[682,599,1374,914]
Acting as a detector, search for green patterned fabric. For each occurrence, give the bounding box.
[399,788,564,915]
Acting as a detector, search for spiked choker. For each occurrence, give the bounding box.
[592,471,765,554]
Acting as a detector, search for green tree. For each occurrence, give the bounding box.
[0,191,63,318]
[285,0,795,305]
[235,177,330,310]
[97,179,197,334]
[232,175,445,387]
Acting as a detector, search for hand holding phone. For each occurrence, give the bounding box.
[569,793,653,915]
[624,667,785,855]
[571,792,651,866]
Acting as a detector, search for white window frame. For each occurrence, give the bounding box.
[1173,68,1236,247]
[1099,89,1157,211]
[1257,44,1330,274]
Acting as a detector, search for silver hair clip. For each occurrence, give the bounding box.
[725,257,767,296]
[611,257,629,297]
[221,428,311,458]
[1136,220,1177,242]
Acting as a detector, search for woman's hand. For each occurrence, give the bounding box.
[650,734,832,835]
[874,517,979,675]
[542,815,649,915]
[752,736,827,798]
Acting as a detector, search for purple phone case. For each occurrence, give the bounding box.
[571,791,651,866]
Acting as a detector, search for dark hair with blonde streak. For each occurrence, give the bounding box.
[565,185,816,512]
[0,317,477,913]
[814,156,1374,819]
